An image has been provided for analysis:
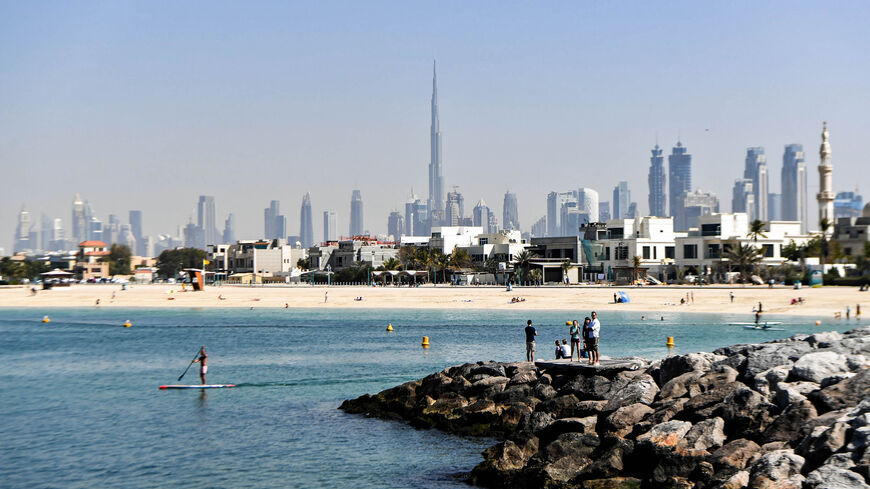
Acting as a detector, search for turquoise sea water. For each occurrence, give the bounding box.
[0,307,861,488]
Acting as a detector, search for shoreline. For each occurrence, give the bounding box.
[0,283,864,319]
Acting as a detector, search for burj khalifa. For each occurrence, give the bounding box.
[428,60,444,220]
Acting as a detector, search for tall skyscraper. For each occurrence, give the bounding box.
[668,141,692,225]
[14,207,32,253]
[387,212,404,241]
[264,200,286,240]
[323,211,337,242]
[598,202,611,222]
[744,147,768,220]
[768,193,782,221]
[732,179,755,218]
[648,144,667,217]
[197,195,217,245]
[40,213,52,251]
[503,191,520,231]
[71,193,86,243]
[817,122,834,228]
[299,193,314,248]
[428,61,445,219]
[473,200,493,233]
[834,191,863,219]
[445,189,464,226]
[577,188,599,223]
[782,144,807,233]
[88,217,103,243]
[106,214,120,245]
[531,216,547,237]
[350,190,364,236]
[51,218,64,250]
[129,210,144,255]
[612,181,630,219]
[681,190,720,230]
[547,191,573,236]
[223,213,236,244]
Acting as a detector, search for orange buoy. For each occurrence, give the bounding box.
[666,336,674,348]
[422,336,430,348]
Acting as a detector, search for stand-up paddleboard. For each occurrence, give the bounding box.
[728,322,783,326]
[742,325,785,331]
[159,384,236,389]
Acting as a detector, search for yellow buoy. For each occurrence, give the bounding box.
[123,320,132,328]
[421,336,430,348]
[666,336,674,348]
[565,321,572,326]
[386,323,394,332]
[42,316,50,323]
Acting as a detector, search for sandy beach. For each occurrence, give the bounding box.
[0,283,865,319]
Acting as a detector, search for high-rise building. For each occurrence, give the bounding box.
[14,207,32,253]
[428,61,445,218]
[264,200,286,240]
[197,195,217,245]
[732,178,755,218]
[648,144,667,217]
[668,141,692,225]
[51,218,65,250]
[613,181,631,219]
[323,211,337,242]
[681,190,720,230]
[768,193,782,221]
[817,122,834,229]
[531,216,547,237]
[119,224,137,252]
[71,193,86,243]
[834,191,864,219]
[105,214,120,245]
[88,217,103,243]
[598,202,611,222]
[782,144,807,233]
[547,191,573,236]
[40,214,52,251]
[129,210,144,255]
[577,188,599,223]
[300,193,314,248]
[445,189,464,226]
[627,202,639,219]
[223,214,236,244]
[744,147,768,220]
[503,192,520,230]
[350,190,364,236]
[387,211,404,241]
[487,213,498,234]
[473,200,494,233]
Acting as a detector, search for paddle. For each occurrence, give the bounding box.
[177,350,201,382]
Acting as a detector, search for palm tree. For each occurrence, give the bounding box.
[382,257,402,271]
[631,255,643,284]
[560,259,572,285]
[514,250,533,284]
[725,244,762,283]
[448,248,472,270]
[819,217,832,283]
[748,219,767,243]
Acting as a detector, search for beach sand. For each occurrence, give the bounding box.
[0,283,865,319]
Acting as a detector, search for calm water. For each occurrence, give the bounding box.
[0,307,859,488]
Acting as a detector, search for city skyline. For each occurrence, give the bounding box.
[2,3,869,252]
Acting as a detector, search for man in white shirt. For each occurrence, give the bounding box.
[588,311,601,365]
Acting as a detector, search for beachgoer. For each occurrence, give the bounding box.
[525,320,537,362]
[614,293,618,303]
[561,339,570,359]
[858,304,862,318]
[847,306,851,319]
[555,340,564,359]
[581,317,591,358]
[660,316,664,321]
[95,298,100,306]
[192,346,208,385]
[755,311,761,325]
[569,320,581,361]
[758,301,763,313]
[641,315,645,321]
[730,291,734,303]
[686,292,690,303]
[589,312,601,365]
[324,291,328,303]
[284,302,289,308]
[691,292,694,304]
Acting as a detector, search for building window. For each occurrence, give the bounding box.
[479,238,488,245]
[653,247,657,259]
[605,247,611,260]
[665,246,675,259]
[762,244,774,257]
[706,244,720,259]
[642,246,650,259]
[615,246,629,260]
[683,244,698,259]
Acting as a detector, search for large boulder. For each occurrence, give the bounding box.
[797,421,849,470]
[804,455,870,489]
[603,403,654,438]
[717,386,777,440]
[536,433,600,483]
[657,352,725,384]
[711,439,761,472]
[469,433,539,486]
[603,373,659,411]
[742,342,813,380]
[680,417,726,451]
[747,449,805,489]
[805,331,843,348]
[790,351,850,383]
[636,420,693,448]
[810,367,870,412]
[760,399,818,445]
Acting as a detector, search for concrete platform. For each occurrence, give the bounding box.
[535,356,649,375]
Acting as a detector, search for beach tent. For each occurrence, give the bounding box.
[617,291,631,303]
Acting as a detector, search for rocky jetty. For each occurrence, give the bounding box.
[340,326,870,489]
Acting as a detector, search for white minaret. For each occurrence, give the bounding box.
[816,122,834,231]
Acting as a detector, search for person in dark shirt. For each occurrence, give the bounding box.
[524,320,537,362]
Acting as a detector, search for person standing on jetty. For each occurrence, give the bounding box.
[192,346,208,385]
[524,320,537,362]
[569,320,581,361]
[588,312,601,365]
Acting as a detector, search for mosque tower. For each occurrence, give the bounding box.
[816,122,834,231]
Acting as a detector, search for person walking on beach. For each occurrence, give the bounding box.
[588,312,601,365]
[192,346,208,385]
[524,320,537,362]
[847,306,851,319]
[569,320,581,361]
[730,291,734,303]
[324,291,328,303]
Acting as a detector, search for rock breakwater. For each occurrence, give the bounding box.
[340,326,870,488]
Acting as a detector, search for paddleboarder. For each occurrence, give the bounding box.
[192,346,208,385]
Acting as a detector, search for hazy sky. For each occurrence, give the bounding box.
[2,1,869,252]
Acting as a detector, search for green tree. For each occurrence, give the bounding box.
[631,255,643,283]
[101,244,132,276]
[296,257,311,270]
[560,259,572,284]
[514,250,533,283]
[781,240,803,262]
[448,248,472,270]
[156,248,207,278]
[747,219,767,243]
[725,244,762,283]
[382,257,402,270]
